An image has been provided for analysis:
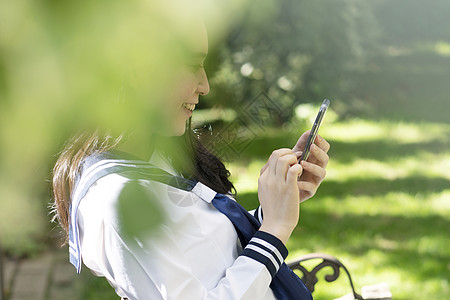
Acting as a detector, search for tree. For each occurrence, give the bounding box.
[205,0,380,124]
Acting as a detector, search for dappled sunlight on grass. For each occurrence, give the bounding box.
[228,159,264,193]
[321,119,450,144]
[288,238,447,299]
[295,103,339,124]
[424,152,450,180]
[311,192,449,218]
[430,190,450,212]
[228,119,450,187]
[192,107,237,125]
[327,152,450,181]
[226,118,449,300]
[286,203,449,299]
[434,41,450,57]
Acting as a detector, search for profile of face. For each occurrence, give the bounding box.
[164,23,210,136]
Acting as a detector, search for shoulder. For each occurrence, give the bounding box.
[73,152,165,213]
[78,171,170,242]
[77,173,133,223]
[78,171,166,216]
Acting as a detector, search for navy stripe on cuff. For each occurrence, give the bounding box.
[240,231,288,279]
[253,206,263,224]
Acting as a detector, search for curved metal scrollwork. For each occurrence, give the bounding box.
[287,253,363,300]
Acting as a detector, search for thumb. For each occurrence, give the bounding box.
[287,163,303,184]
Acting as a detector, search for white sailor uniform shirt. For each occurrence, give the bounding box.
[76,151,285,299]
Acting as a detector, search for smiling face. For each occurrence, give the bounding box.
[164,24,210,136]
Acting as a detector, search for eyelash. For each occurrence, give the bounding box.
[190,64,204,70]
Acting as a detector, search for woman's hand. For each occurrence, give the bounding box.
[292,131,330,202]
[258,149,303,244]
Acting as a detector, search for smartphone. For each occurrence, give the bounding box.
[298,99,330,162]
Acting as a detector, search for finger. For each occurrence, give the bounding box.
[261,148,293,176]
[299,190,314,203]
[300,160,326,181]
[292,130,311,152]
[276,154,299,180]
[297,180,317,196]
[307,144,329,168]
[287,163,303,185]
[268,148,296,176]
[260,162,269,175]
[314,134,330,153]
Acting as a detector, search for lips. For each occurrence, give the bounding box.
[182,103,196,111]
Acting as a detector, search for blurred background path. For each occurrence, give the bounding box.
[3,247,77,300]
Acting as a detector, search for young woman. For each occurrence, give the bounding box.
[51,24,330,300]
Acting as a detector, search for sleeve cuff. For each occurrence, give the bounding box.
[253,206,263,224]
[240,231,288,279]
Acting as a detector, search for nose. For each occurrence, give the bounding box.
[197,69,210,96]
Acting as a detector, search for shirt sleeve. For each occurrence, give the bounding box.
[78,175,284,300]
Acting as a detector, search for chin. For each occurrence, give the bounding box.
[172,122,187,136]
[174,128,186,136]
[158,122,186,137]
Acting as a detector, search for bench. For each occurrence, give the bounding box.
[287,253,392,300]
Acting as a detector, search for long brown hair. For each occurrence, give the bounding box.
[51,121,235,243]
[51,130,122,242]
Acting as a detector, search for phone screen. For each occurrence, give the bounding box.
[298,99,330,162]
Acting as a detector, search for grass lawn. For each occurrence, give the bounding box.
[77,117,449,299]
[228,118,450,299]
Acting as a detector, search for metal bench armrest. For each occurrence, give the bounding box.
[287,253,363,300]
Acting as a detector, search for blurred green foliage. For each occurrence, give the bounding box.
[118,180,165,239]
[205,0,380,121]
[0,0,247,255]
[0,1,448,299]
[204,0,450,123]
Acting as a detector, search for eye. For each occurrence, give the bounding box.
[186,52,207,72]
[189,64,204,71]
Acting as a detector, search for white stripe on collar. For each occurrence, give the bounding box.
[191,182,217,203]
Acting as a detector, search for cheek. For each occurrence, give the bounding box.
[162,72,197,116]
[172,70,197,95]
[175,76,197,99]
